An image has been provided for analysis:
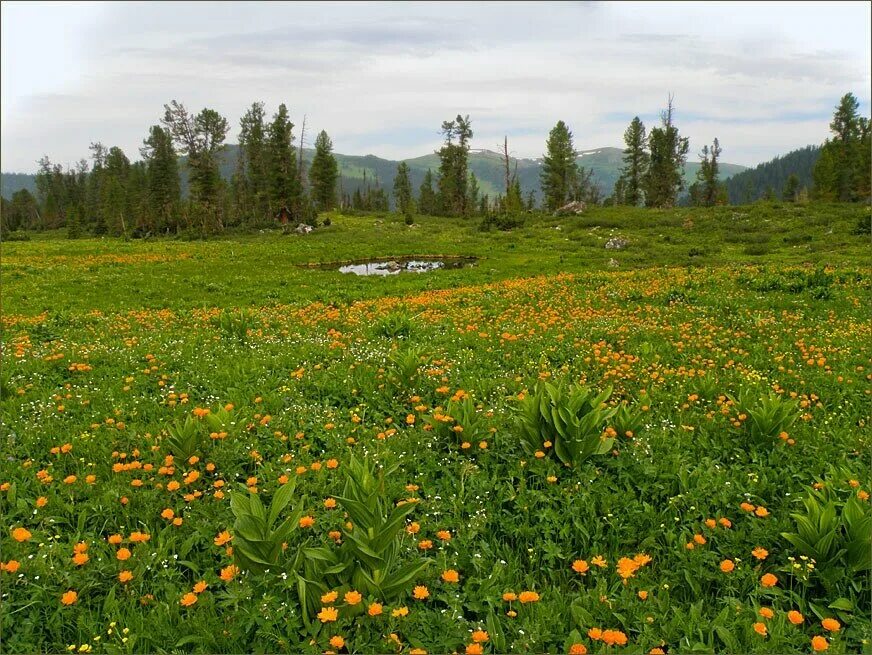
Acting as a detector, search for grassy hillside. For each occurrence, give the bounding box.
[2,202,866,316]
[1,147,747,204]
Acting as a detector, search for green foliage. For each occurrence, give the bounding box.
[163,416,203,461]
[644,97,690,208]
[424,394,492,448]
[781,486,871,575]
[297,456,429,621]
[392,162,413,215]
[230,479,305,573]
[616,116,648,207]
[731,391,798,444]
[213,308,258,343]
[309,130,339,212]
[516,380,617,467]
[540,120,579,212]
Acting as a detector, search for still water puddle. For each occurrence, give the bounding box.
[329,258,477,276]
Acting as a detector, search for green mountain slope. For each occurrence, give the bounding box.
[2,146,747,205]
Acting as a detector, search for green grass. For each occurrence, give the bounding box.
[1,202,870,654]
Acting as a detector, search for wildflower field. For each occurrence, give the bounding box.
[1,205,871,654]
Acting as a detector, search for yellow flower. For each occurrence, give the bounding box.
[343,590,362,605]
[518,591,540,603]
[317,606,338,623]
[391,606,409,617]
[367,602,383,616]
[442,569,460,583]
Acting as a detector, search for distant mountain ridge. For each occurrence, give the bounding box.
[1,146,747,204]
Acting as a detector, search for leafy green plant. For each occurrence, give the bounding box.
[424,394,492,448]
[229,478,305,574]
[387,345,430,386]
[781,488,872,574]
[163,416,203,460]
[214,308,257,343]
[516,381,618,467]
[296,456,429,626]
[611,401,646,438]
[375,313,414,339]
[731,391,798,444]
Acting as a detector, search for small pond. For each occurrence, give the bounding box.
[323,257,477,276]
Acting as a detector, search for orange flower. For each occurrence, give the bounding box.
[36,496,48,508]
[180,592,198,607]
[318,606,338,623]
[601,630,628,646]
[299,515,315,528]
[108,534,123,545]
[787,610,804,625]
[116,547,132,561]
[760,573,778,587]
[591,556,607,568]
[753,622,767,637]
[417,539,433,550]
[2,560,21,573]
[693,533,707,545]
[518,591,540,603]
[391,606,409,617]
[412,585,429,600]
[465,644,483,655]
[214,531,232,546]
[754,506,769,517]
[324,498,337,509]
[502,592,517,602]
[436,530,452,541]
[329,635,345,649]
[442,569,460,583]
[118,570,133,583]
[61,590,78,605]
[161,508,175,520]
[193,580,208,594]
[367,602,383,616]
[719,559,735,573]
[471,630,489,643]
[219,564,239,581]
[759,607,774,619]
[572,559,589,575]
[569,644,587,655]
[740,502,756,512]
[588,628,603,640]
[821,618,841,632]
[751,547,768,560]
[72,552,89,566]
[344,590,362,605]
[811,636,829,652]
[637,590,648,600]
[11,527,31,542]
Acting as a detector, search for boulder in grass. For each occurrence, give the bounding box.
[554,200,587,216]
[605,237,629,250]
[295,223,313,235]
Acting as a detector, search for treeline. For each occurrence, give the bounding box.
[1,92,868,236]
[723,146,820,204]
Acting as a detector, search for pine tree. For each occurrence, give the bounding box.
[616,117,648,206]
[783,173,800,202]
[418,169,437,215]
[644,96,689,208]
[141,126,180,233]
[393,162,413,215]
[309,130,339,212]
[436,115,473,216]
[813,92,869,201]
[161,101,228,232]
[540,120,578,211]
[265,103,299,219]
[692,138,722,206]
[237,102,270,223]
[467,173,480,216]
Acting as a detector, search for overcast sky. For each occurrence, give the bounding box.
[1,1,869,172]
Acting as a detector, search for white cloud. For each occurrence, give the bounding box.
[1,1,869,171]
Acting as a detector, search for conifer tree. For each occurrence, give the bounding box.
[644,96,689,208]
[309,130,339,212]
[265,103,299,218]
[418,169,437,215]
[393,162,413,215]
[783,173,799,202]
[540,120,578,211]
[141,126,180,232]
[616,117,648,206]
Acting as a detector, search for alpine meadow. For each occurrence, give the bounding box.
[1,3,871,655]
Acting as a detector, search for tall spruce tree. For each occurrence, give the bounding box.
[691,138,722,206]
[309,130,339,212]
[813,92,869,201]
[540,120,579,211]
[643,96,689,208]
[141,126,180,232]
[436,115,473,216]
[418,169,437,215]
[236,102,270,223]
[616,117,648,206]
[161,100,229,231]
[265,103,300,218]
[393,162,413,215]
